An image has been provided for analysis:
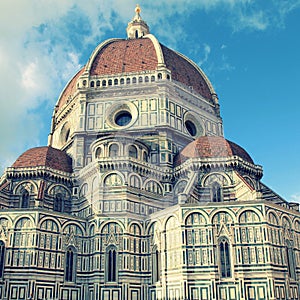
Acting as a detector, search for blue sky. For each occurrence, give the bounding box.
[0,0,299,202]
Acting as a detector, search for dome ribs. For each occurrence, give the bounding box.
[160,44,212,99]
[90,39,158,76]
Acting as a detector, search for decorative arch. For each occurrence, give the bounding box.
[39,218,60,232]
[184,211,208,226]
[202,172,230,187]
[103,172,124,187]
[109,143,120,158]
[211,209,236,225]
[100,221,124,235]
[128,222,142,235]
[144,179,163,195]
[48,184,71,212]
[13,217,34,248]
[267,210,279,225]
[128,144,138,159]
[282,215,292,229]
[62,222,85,238]
[128,173,142,189]
[79,183,88,197]
[14,217,34,230]
[174,179,188,194]
[14,181,37,194]
[238,209,262,223]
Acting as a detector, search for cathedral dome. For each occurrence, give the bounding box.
[55,8,217,114]
[12,146,73,173]
[175,136,254,166]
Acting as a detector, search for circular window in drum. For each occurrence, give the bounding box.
[115,111,132,126]
[185,120,197,137]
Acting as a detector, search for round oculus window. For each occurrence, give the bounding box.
[185,120,197,137]
[115,111,132,126]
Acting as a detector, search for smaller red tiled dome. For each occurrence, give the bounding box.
[175,136,254,166]
[12,146,73,173]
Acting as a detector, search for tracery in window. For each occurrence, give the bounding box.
[286,240,296,279]
[211,182,222,202]
[219,237,231,278]
[107,246,117,282]
[21,190,29,208]
[54,193,64,212]
[65,246,76,282]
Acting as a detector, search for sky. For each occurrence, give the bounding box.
[0,0,299,202]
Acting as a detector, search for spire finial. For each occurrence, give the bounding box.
[127,4,150,39]
[135,4,141,15]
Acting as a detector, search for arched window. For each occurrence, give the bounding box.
[143,151,148,162]
[54,193,63,212]
[0,241,5,278]
[211,182,222,202]
[106,247,117,282]
[219,237,231,278]
[109,144,119,158]
[152,246,161,283]
[95,147,102,159]
[21,190,29,208]
[90,81,94,87]
[286,240,296,279]
[129,145,138,159]
[65,246,76,282]
[126,78,131,85]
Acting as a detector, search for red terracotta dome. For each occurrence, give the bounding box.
[175,136,254,166]
[56,35,215,111]
[12,146,73,173]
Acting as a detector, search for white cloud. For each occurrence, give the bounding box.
[290,193,300,203]
[198,44,211,66]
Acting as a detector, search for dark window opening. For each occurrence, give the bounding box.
[185,120,197,137]
[152,247,161,283]
[286,240,296,279]
[65,247,76,282]
[107,248,117,282]
[109,144,119,158]
[220,238,231,278]
[211,183,222,202]
[0,241,5,278]
[54,193,63,212]
[115,111,132,126]
[21,190,29,208]
[129,145,138,159]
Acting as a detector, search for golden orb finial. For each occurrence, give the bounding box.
[135,4,141,14]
